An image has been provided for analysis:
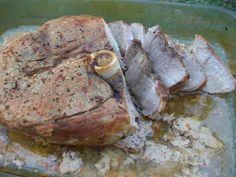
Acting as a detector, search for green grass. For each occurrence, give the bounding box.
[161,0,236,11]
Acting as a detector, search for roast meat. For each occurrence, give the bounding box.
[143,25,189,91]
[166,38,207,92]
[191,35,235,94]
[0,16,137,145]
[125,40,169,116]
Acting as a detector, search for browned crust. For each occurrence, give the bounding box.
[0,98,134,146]
[0,16,136,145]
[169,73,190,93]
[42,15,104,27]
[179,77,207,93]
[36,15,113,57]
[155,81,169,113]
[35,99,132,145]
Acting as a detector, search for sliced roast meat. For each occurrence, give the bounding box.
[125,40,169,116]
[190,35,235,94]
[167,38,207,92]
[130,23,145,45]
[143,25,189,91]
[109,20,133,56]
[177,46,207,92]
[0,16,138,145]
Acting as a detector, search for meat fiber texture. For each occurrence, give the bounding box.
[0,15,138,146]
[109,20,134,57]
[166,37,207,92]
[124,40,169,116]
[109,21,145,56]
[143,25,189,92]
[190,35,235,94]
[130,23,145,45]
[176,46,207,92]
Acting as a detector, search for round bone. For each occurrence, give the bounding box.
[93,50,121,79]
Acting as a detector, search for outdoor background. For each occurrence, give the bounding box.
[160,0,236,11]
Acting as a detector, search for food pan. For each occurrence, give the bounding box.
[0,0,235,176]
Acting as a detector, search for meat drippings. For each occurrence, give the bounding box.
[0,95,227,177]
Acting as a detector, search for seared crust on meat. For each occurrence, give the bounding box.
[0,16,137,145]
[33,98,132,145]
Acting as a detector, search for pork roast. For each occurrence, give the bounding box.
[0,15,138,145]
[0,15,235,147]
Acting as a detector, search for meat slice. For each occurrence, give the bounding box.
[167,38,207,92]
[125,40,169,116]
[143,25,189,91]
[130,23,145,45]
[177,46,207,92]
[0,16,138,145]
[109,20,133,56]
[190,35,235,94]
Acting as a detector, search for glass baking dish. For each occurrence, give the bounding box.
[0,0,235,176]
